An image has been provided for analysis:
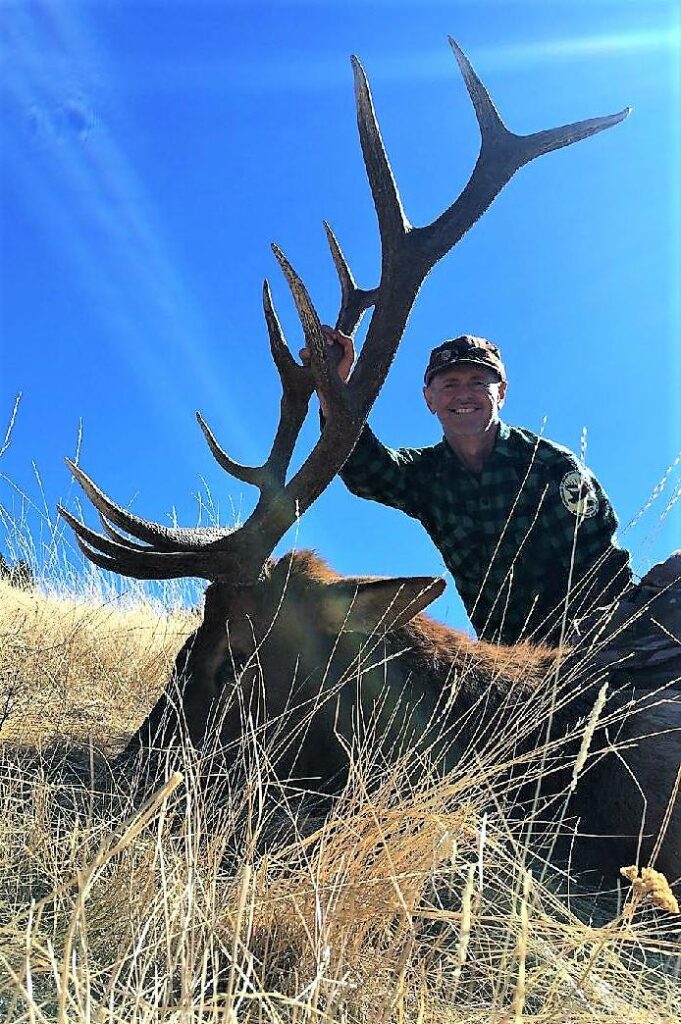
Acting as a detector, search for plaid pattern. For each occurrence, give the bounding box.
[341,422,632,645]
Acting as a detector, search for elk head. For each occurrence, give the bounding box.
[126,551,452,785]
[59,40,628,771]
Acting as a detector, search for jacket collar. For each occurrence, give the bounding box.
[440,420,513,463]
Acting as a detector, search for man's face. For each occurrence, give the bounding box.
[423,364,507,438]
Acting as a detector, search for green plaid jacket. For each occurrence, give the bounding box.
[340,422,632,645]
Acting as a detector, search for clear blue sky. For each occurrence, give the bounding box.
[1,1,679,630]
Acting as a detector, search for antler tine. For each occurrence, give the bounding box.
[63,459,235,552]
[449,38,629,159]
[519,107,630,160]
[65,459,210,550]
[262,278,298,376]
[272,244,351,426]
[351,55,410,259]
[62,254,325,583]
[259,279,314,488]
[415,38,631,268]
[324,221,378,337]
[448,37,508,144]
[195,412,263,487]
[76,539,213,581]
[59,504,152,561]
[59,503,228,581]
[197,282,313,495]
[98,513,155,551]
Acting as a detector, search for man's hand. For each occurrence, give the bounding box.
[299,327,355,382]
[300,327,355,417]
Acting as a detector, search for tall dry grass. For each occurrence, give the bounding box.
[0,569,679,1022]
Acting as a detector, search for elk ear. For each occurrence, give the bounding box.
[322,576,445,634]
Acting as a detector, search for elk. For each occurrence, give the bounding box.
[58,41,679,881]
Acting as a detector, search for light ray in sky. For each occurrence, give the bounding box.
[2,4,260,479]
[476,24,681,65]
[89,23,681,94]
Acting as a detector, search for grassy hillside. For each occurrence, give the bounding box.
[0,574,679,1022]
[0,576,189,749]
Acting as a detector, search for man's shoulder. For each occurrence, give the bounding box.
[389,439,449,469]
[506,424,585,474]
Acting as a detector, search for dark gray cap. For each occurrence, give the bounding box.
[424,335,507,386]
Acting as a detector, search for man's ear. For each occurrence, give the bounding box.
[320,576,446,634]
[423,385,435,414]
[498,380,507,406]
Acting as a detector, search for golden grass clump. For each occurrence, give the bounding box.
[0,576,194,749]
[621,866,680,916]
[0,573,679,1021]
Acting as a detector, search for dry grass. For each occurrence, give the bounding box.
[0,574,679,1022]
[0,577,192,749]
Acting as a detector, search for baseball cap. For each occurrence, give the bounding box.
[424,335,507,386]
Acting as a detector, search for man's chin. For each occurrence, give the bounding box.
[446,417,492,437]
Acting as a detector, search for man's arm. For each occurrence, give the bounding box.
[543,461,633,610]
[336,423,419,514]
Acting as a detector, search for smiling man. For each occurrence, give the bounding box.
[319,330,633,646]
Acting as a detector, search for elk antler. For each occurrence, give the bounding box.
[60,38,629,584]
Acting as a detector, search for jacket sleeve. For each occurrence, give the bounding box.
[542,460,632,607]
[338,425,420,516]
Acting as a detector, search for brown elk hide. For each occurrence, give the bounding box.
[126,551,680,886]
[127,551,551,786]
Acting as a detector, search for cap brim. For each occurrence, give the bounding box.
[425,358,505,385]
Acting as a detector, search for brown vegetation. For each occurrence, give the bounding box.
[0,573,679,1021]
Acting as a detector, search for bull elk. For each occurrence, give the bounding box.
[58,41,679,882]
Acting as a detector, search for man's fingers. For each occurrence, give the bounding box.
[303,327,354,383]
[323,325,352,349]
[322,325,340,347]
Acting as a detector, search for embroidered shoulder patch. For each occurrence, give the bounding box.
[559,470,600,518]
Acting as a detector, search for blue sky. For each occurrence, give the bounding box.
[1,1,679,630]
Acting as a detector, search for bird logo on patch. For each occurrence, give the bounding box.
[560,470,600,518]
